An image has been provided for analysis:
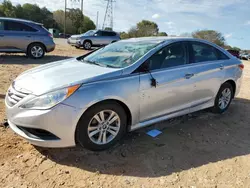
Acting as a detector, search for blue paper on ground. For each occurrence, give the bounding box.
[147,129,162,137]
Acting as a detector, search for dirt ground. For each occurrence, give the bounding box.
[0,40,250,188]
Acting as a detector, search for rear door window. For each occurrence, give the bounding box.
[102,31,113,36]
[190,42,218,63]
[217,49,230,60]
[5,21,37,32]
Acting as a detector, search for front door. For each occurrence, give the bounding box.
[139,42,195,122]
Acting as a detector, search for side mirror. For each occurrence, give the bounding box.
[94,33,98,36]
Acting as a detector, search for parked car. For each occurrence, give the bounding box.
[67,29,120,50]
[0,17,55,59]
[239,53,250,60]
[226,49,240,59]
[59,33,71,39]
[5,37,243,150]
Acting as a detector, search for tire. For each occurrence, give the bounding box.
[27,43,45,59]
[83,41,92,50]
[76,101,127,151]
[211,82,233,114]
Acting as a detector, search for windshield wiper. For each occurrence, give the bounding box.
[82,59,119,68]
[105,65,119,68]
[82,59,102,66]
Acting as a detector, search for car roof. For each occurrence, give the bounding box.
[120,37,223,47]
[121,36,199,43]
[98,29,116,33]
[0,17,42,25]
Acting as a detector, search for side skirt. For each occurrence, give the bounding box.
[130,100,214,132]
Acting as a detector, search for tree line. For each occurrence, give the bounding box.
[0,0,241,50]
[0,0,96,34]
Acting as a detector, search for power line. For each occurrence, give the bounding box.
[102,0,115,30]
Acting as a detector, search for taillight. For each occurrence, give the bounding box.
[48,33,53,38]
[238,64,244,70]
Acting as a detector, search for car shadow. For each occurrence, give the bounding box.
[36,97,250,178]
[0,54,72,65]
[0,94,5,99]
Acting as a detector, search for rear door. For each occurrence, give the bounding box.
[139,42,195,121]
[100,31,114,45]
[187,41,229,108]
[2,20,37,52]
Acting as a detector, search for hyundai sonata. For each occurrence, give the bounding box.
[5,37,243,150]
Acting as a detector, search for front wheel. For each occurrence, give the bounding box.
[83,41,92,50]
[76,102,127,151]
[211,82,233,114]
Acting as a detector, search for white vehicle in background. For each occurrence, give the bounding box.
[240,53,250,60]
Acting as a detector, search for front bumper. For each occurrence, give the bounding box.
[6,100,81,148]
[67,39,82,47]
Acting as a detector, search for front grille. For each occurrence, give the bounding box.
[7,86,29,106]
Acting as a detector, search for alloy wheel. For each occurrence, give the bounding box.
[87,110,121,145]
[31,46,44,58]
[218,88,232,110]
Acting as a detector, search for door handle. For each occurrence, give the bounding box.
[185,73,194,79]
[26,36,31,38]
[220,64,224,70]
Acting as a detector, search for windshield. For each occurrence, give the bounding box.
[80,41,159,68]
[83,30,96,36]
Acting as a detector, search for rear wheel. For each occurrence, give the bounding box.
[27,43,45,59]
[76,102,127,151]
[211,82,233,113]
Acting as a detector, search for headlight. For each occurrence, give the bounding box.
[20,84,80,110]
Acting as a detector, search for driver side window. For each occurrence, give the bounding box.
[148,42,187,71]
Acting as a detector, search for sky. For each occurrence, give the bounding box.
[2,0,250,49]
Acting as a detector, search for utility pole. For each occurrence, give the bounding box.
[81,0,83,14]
[64,0,67,37]
[96,11,99,29]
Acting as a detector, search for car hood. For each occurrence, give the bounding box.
[14,58,122,95]
[70,34,82,39]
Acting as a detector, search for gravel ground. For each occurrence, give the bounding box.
[0,40,250,188]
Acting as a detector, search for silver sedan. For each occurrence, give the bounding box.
[5,37,243,150]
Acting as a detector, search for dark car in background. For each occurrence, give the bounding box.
[226,49,240,59]
[0,17,55,59]
[67,30,120,50]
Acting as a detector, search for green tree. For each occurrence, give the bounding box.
[0,0,16,17]
[120,31,129,39]
[136,20,159,37]
[53,9,95,34]
[157,32,168,36]
[104,27,112,31]
[192,30,226,47]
